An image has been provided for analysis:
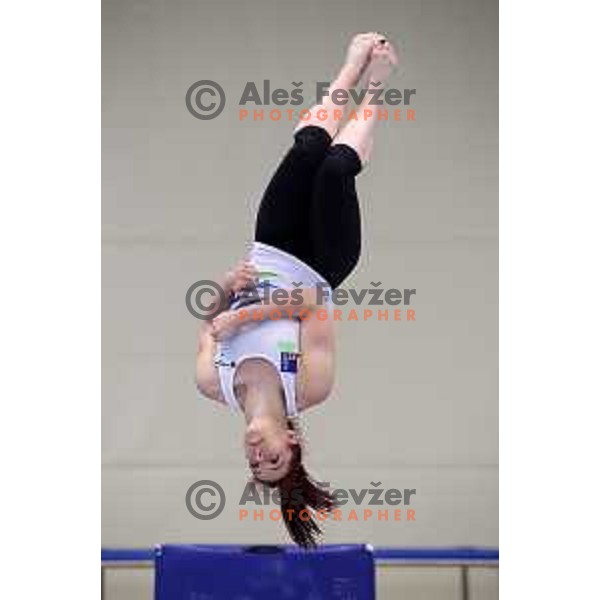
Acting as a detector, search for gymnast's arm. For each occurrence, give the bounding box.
[200,259,259,321]
[210,287,326,341]
[195,320,224,402]
[194,259,259,401]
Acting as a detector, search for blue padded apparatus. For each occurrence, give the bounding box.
[154,544,375,600]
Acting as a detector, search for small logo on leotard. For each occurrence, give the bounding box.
[215,357,235,368]
[277,340,297,354]
[280,352,300,373]
[230,280,276,310]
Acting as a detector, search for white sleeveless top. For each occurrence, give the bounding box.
[213,242,331,416]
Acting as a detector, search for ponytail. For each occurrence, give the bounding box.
[261,420,335,547]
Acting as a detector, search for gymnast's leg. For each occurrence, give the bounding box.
[309,40,398,288]
[254,33,379,264]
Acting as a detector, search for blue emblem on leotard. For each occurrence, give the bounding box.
[280,352,299,373]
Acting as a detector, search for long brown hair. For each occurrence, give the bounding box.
[260,420,336,547]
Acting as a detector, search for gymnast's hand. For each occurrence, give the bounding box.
[223,259,259,294]
[210,309,245,341]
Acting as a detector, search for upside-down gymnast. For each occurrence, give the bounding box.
[196,33,398,546]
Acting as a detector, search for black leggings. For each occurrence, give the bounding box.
[254,126,362,289]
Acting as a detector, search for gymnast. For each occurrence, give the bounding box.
[196,33,397,546]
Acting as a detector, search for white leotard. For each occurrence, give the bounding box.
[213,242,330,416]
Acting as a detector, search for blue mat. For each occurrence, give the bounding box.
[154,544,375,600]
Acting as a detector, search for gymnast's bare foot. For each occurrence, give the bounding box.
[334,39,399,167]
[363,38,398,88]
[343,32,380,83]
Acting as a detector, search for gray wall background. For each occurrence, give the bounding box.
[103,0,497,596]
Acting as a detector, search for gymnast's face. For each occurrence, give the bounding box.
[245,423,299,482]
